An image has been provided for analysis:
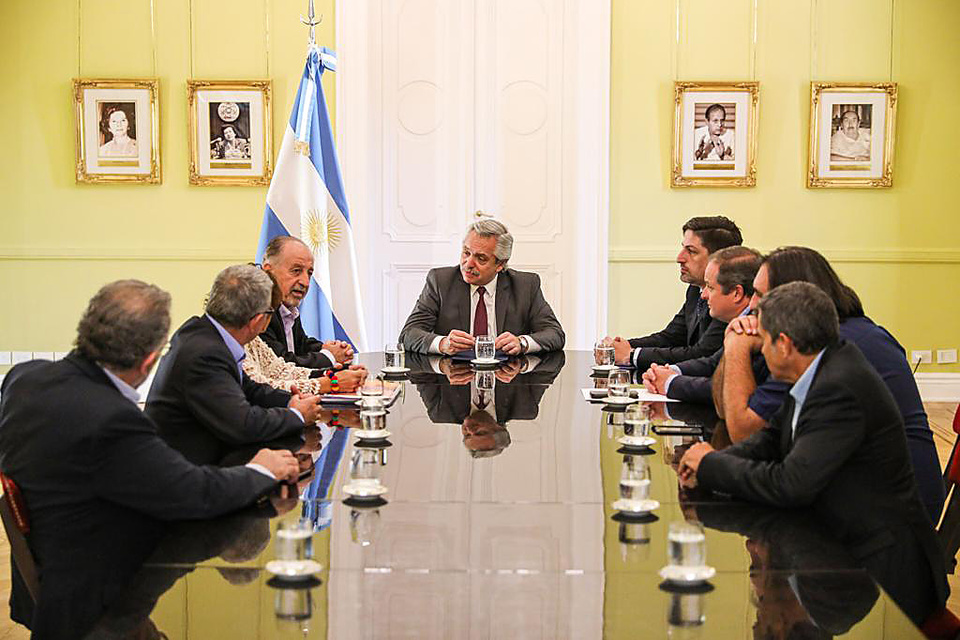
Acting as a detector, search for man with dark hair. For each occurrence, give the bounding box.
[260,235,354,370]
[639,246,779,404]
[713,246,944,521]
[147,265,320,464]
[676,282,948,627]
[606,215,742,369]
[0,280,300,638]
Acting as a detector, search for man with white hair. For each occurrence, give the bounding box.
[400,219,565,355]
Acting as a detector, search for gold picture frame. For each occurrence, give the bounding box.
[73,78,161,184]
[672,81,759,187]
[807,82,897,188]
[187,80,272,186]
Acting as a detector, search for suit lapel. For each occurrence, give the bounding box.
[457,277,471,333]
[495,272,510,335]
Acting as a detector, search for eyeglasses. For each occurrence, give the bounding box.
[251,308,275,321]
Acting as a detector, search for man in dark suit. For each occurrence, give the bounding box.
[639,246,766,403]
[146,265,320,465]
[677,282,948,626]
[260,235,353,370]
[400,219,565,355]
[0,280,300,639]
[606,216,742,369]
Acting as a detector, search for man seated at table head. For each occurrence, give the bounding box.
[676,281,948,627]
[0,279,300,638]
[712,246,944,522]
[260,235,354,370]
[606,215,743,369]
[399,218,565,356]
[146,265,321,465]
[640,245,762,403]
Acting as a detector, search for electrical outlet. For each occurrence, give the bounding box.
[937,349,958,364]
[911,350,933,364]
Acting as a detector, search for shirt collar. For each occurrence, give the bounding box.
[279,304,299,322]
[789,349,826,409]
[100,366,141,404]
[206,313,247,367]
[471,273,498,297]
[737,305,751,318]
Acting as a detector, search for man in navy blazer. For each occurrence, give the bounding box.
[678,283,948,626]
[146,265,321,465]
[0,280,300,638]
[606,216,743,369]
[400,219,565,355]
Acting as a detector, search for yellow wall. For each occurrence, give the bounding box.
[610,0,960,372]
[0,0,336,359]
[2,0,957,371]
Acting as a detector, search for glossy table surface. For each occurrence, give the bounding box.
[93,351,925,639]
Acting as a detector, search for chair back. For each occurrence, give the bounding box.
[0,472,40,604]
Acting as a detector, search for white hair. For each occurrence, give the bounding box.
[465,219,513,263]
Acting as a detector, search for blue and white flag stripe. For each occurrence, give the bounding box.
[257,45,367,351]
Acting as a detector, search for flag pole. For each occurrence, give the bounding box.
[300,0,322,48]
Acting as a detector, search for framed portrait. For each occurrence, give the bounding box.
[73,79,161,184]
[807,83,897,188]
[187,80,272,186]
[672,81,759,187]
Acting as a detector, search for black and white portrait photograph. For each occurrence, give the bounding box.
[808,83,897,188]
[209,101,252,162]
[97,102,138,158]
[74,79,160,184]
[673,82,758,187]
[188,80,272,186]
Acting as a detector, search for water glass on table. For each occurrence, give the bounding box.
[384,343,405,370]
[475,335,495,361]
[594,339,615,367]
[607,368,630,398]
[624,404,651,436]
[619,456,651,504]
[349,448,382,489]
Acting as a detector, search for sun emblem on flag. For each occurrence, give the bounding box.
[303,208,341,254]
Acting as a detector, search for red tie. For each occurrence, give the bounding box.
[473,286,488,336]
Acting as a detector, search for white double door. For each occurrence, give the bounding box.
[337,0,610,350]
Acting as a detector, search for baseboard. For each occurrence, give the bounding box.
[916,373,960,402]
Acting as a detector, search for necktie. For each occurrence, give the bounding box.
[473,286,488,336]
[476,390,489,410]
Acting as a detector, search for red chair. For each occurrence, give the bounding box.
[922,607,960,639]
[0,472,39,605]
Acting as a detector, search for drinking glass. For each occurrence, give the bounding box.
[608,368,630,398]
[384,343,405,370]
[349,507,382,547]
[274,584,315,623]
[594,340,615,367]
[619,456,651,503]
[275,518,314,564]
[668,592,706,629]
[667,521,707,568]
[475,335,495,361]
[624,404,651,437]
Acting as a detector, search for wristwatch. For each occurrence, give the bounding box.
[518,336,529,353]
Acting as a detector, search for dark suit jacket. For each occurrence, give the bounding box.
[0,353,277,639]
[628,285,725,368]
[399,266,565,354]
[259,308,335,369]
[697,341,948,623]
[145,315,304,465]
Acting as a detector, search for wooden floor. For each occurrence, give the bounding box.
[0,403,957,637]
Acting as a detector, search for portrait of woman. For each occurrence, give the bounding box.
[97,103,138,157]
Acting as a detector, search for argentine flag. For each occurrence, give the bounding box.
[257,45,368,351]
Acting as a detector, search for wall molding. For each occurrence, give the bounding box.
[916,373,960,403]
[609,247,960,265]
[0,247,249,262]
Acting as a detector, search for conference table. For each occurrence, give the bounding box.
[91,351,925,638]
